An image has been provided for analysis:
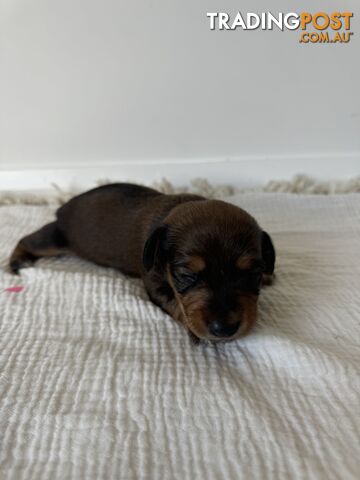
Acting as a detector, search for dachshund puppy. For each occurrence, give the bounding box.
[9,183,275,343]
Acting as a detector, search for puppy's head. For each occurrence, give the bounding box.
[143,200,275,342]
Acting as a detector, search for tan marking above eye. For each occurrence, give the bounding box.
[236,254,254,270]
[186,255,206,273]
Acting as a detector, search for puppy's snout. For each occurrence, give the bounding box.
[208,320,241,338]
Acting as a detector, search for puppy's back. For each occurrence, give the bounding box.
[56,183,203,276]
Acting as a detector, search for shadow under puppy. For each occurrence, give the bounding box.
[9,183,275,343]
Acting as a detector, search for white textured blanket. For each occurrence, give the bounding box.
[0,193,359,480]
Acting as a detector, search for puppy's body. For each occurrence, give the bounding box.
[56,184,202,276]
[10,183,275,342]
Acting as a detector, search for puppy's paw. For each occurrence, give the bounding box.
[9,259,22,275]
[9,243,37,274]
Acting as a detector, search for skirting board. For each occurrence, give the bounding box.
[0,154,359,192]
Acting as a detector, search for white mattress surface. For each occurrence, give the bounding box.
[0,193,359,479]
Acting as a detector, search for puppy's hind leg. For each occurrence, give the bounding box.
[9,222,68,274]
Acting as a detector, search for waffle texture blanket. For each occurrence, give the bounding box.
[0,193,359,480]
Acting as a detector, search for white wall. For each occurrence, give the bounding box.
[0,0,359,188]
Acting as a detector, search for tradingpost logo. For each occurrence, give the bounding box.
[206,12,354,44]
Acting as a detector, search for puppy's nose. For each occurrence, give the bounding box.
[208,321,240,338]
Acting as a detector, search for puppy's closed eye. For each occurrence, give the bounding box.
[172,268,199,293]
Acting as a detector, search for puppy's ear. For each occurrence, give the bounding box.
[261,231,275,275]
[143,225,168,272]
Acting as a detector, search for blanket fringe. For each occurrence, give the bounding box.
[0,174,359,206]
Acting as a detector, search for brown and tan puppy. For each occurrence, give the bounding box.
[9,183,275,343]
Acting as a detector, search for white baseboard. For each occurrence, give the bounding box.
[0,154,359,192]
